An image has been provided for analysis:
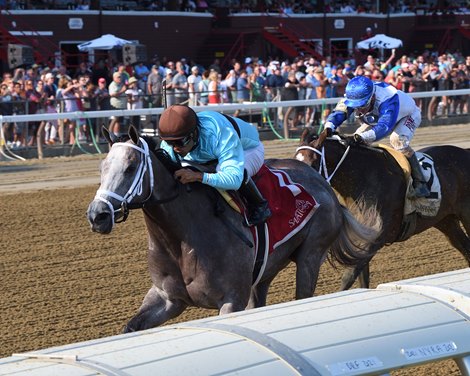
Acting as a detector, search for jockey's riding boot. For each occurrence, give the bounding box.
[407,153,430,198]
[239,173,272,226]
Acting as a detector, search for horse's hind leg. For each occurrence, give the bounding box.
[435,215,470,265]
[358,263,370,288]
[123,286,187,333]
[341,258,373,290]
[461,202,470,240]
[294,243,328,299]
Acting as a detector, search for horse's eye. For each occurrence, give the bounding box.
[124,164,136,174]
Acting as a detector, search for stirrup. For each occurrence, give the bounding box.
[246,203,272,227]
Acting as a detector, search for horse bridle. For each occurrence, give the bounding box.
[296,136,351,184]
[94,137,155,226]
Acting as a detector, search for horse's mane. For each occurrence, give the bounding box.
[142,136,162,155]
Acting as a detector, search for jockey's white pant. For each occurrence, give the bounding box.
[244,143,265,177]
[215,142,264,180]
[356,107,421,158]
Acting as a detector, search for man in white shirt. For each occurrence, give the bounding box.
[187,66,202,106]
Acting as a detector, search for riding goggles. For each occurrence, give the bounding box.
[355,96,374,117]
[164,132,194,148]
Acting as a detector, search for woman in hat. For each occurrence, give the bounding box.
[125,76,143,131]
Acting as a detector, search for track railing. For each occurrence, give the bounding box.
[1,88,469,160]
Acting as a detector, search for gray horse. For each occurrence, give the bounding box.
[87,126,381,332]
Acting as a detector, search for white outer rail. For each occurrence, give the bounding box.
[0,88,469,125]
[1,268,470,375]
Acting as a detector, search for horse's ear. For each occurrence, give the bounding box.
[300,128,311,144]
[102,126,113,145]
[310,128,328,149]
[129,125,139,144]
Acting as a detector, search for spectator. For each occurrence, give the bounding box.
[1,83,14,146]
[180,58,191,75]
[125,76,144,131]
[12,68,26,85]
[236,69,251,102]
[91,60,110,85]
[83,81,98,140]
[304,65,319,126]
[134,62,150,92]
[108,71,128,134]
[95,77,111,137]
[10,81,26,147]
[198,70,210,105]
[147,64,163,108]
[364,55,378,71]
[335,64,349,97]
[43,72,59,145]
[172,61,188,104]
[326,66,340,98]
[58,77,81,144]
[187,66,202,106]
[208,70,221,104]
[249,65,266,102]
[163,70,175,107]
[208,58,221,74]
[282,71,300,128]
[359,26,378,57]
[234,69,251,117]
[196,0,209,12]
[74,62,92,79]
[384,69,400,88]
[24,79,41,146]
[224,68,238,103]
[265,67,284,101]
[116,63,130,84]
[314,66,329,121]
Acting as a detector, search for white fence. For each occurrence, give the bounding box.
[1,268,470,375]
[1,88,469,161]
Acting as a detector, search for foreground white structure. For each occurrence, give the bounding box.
[1,268,470,375]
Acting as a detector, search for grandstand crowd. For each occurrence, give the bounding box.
[2,0,469,14]
[1,48,469,148]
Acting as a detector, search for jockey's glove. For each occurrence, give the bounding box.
[324,122,335,136]
[344,133,365,146]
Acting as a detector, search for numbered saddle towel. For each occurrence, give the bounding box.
[253,164,319,252]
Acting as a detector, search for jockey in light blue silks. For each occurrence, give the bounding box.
[159,104,271,226]
[323,76,430,198]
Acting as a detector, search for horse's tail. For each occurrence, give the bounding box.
[329,197,383,267]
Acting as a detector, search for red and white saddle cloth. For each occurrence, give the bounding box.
[250,164,319,253]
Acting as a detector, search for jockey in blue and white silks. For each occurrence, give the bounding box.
[324,76,430,198]
[159,105,271,226]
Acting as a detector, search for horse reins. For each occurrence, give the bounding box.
[296,138,351,184]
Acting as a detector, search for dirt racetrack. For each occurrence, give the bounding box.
[1,124,469,375]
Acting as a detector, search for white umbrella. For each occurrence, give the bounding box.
[356,34,403,50]
[78,34,135,52]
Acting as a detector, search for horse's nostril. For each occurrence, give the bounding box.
[95,212,111,224]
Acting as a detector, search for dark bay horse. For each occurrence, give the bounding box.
[296,128,470,290]
[87,126,382,332]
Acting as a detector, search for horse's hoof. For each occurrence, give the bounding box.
[122,324,135,334]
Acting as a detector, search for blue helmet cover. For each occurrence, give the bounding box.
[344,76,375,108]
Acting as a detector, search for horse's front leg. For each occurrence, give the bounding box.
[218,286,252,315]
[246,276,276,309]
[123,285,187,333]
